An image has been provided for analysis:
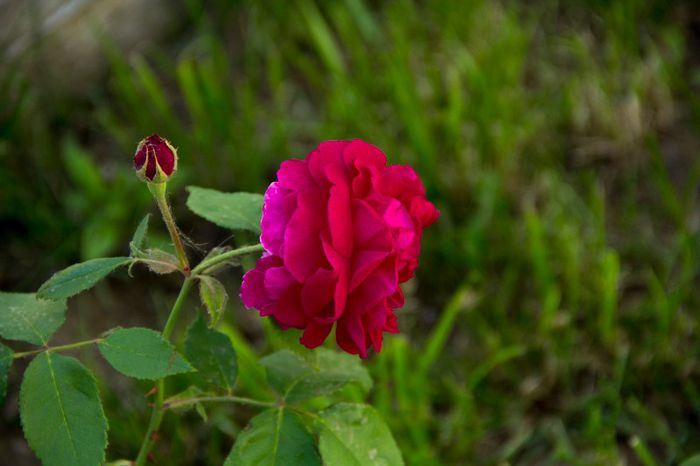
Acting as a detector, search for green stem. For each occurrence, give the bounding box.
[149,182,190,274]
[163,395,276,411]
[12,338,102,359]
[134,243,263,464]
[162,278,194,340]
[134,278,194,466]
[192,244,264,275]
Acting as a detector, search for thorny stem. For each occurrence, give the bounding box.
[12,338,102,359]
[134,243,263,465]
[134,278,193,466]
[149,182,190,275]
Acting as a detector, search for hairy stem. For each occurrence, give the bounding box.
[12,338,102,359]
[191,243,264,275]
[163,395,277,411]
[133,243,263,464]
[162,278,194,340]
[134,278,193,466]
[149,182,190,274]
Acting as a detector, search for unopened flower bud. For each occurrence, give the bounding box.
[134,134,178,183]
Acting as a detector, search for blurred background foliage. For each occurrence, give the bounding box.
[2,0,700,464]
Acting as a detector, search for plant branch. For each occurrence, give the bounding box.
[133,214,263,464]
[162,278,194,340]
[12,338,102,359]
[192,243,264,275]
[134,277,194,466]
[149,182,190,275]
[163,395,277,411]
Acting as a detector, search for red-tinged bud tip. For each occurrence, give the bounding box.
[134,134,178,183]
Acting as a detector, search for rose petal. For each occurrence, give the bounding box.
[271,284,307,329]
[307,140,348,187]
[302,268,336,317]
[343,139,387,169]
[145,150,157,180]
[300,318,334,349]
[336,311,367,358]
[264,266,296,300]
[240,255,282,309]
[363,304,388,353]
[411,197,440,227]
[322,235,349,320]
[378,164,426,202]
[326,163,353,258]
[260,182,296,256]
[284,190,327,281]
[277,159,316,190]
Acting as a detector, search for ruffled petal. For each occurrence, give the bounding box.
[242,139,436,358]
[300,318,334,349]
[343,139,387,168]
[283,190,327,281]
[307,140,348,187]
[277,159,316,190]
[260,182,296,256]
[322,235,349,320]
[270,284,307,329]
[240,255,283,310]
[336,311,367,358]
[326,163,354,258]
[302,268,336,317]
[264,266,296,300]
[410,197,440,227]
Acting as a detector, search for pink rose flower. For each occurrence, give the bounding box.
[241,140,438,357]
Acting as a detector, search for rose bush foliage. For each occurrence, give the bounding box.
[1,137,432,465]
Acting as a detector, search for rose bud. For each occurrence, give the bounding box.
[133,134,178,183]
[240,139,439,358]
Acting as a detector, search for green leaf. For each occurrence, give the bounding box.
[260,349,372,403]
[98,327,194,379]
[315,348,373,393]
[0,342,12,405]
[20,352,108,466]
[681,455,700,466]
[130,213,151,253]
[37,257,130,300]
[184,317,238,391]
[186,186,263,232]
[0,292,67,345]
[318,403,404,466]
[198,275,228,327]
[139,249,180,275]
[259,350,311,394]
[224,408,320,466]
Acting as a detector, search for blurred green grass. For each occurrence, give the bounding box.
[2,0,700,464]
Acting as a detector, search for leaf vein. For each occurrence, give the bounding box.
[271,407,284,465]
[46,353,80,462]
[13,308,46,345]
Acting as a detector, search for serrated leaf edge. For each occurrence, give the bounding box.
[98,328,195,380]
[37,257,131,300]
[186,186,263,232]
[20,353,109,466]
